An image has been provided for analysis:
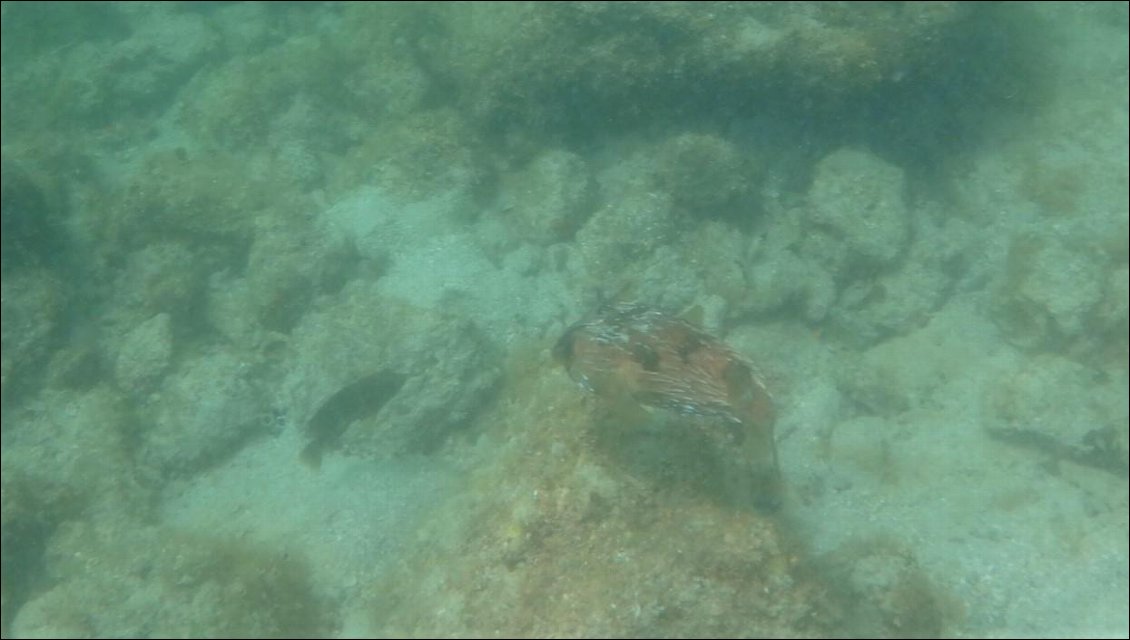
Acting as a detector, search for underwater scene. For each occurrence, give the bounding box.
[1,2,1127,638]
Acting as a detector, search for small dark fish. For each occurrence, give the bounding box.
[555,304,782,509]
[300,370,405,469]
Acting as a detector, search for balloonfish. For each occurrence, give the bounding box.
[554,303,783,510]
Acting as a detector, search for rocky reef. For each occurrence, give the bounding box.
[1,2,1126,638]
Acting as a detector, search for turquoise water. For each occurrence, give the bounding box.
[2,3,1126,637]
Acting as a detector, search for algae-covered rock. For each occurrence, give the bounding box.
[805,148,910,272]
[822,540,946,638]
[11,520,329,639]
[0,157,72,404]
[114,312,173,396]
[141,349,270,476]
[827,247,953,347]
[112,241,207,325]
[987,354,1128,476]
[179,34,345,150]
[0,4,217,129]
[423,2,975,143]
[336,107,488,203]
[0,269,68,404]
[742,211,838,322]
[991,233,1108,351]
[1,386,146,524]
[207,213,357,344]
[741,146,955,345]
[838,306,1000,419]
[282,285,500,462]
[1,156,66,275]
[1,466,85,636]
[744,244,837,322]
[573,150,678,289]
[498,148,595,244]
[788,148,970,346]
[365,350,843,637]
[1095,265,1129,367]
[658,132,760,219]
[110,151,286,246]
[102,5,220,114]
[0,386,148,637]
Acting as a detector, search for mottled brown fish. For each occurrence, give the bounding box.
[555,303,782,509]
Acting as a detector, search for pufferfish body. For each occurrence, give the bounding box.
[554,304,782,509]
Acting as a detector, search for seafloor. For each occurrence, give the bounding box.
[1,2,1126,638]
